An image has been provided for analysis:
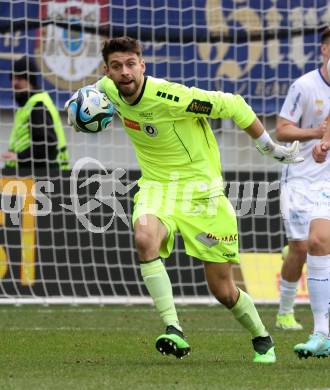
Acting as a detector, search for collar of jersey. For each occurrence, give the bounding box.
[318,68,330,87]
[119,76,148,106]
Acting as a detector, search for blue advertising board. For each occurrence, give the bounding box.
[0,0,328,113]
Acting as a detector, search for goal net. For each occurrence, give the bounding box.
[0,0,327,304]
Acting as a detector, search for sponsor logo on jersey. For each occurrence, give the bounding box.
[186,99,213,115]
[138,112,154,120]
[143,123,158,137]
[124,118,141,131]
[289,92,301,116]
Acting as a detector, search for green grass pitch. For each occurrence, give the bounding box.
[0,304,328,389]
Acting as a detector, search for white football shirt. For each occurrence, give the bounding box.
[280,68,330,184]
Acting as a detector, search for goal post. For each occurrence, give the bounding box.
[0,0,323,304]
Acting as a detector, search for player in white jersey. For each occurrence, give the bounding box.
[297,58,330,358]
[276,26,330,358]
[275,26,330,335]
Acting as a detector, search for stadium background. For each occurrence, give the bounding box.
[0,0,326,303]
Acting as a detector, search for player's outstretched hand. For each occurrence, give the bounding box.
[312,142,329,163]
[256,139,304,164]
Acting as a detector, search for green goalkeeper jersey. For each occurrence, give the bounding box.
[97,76,256,199]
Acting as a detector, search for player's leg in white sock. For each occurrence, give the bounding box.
[278,277,299,315]
[306,254,330,336]
[293,216,330,358]
[277,241,306,329]
[307,217,330,336]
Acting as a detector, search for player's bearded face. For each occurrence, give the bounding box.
[106,53,145,98]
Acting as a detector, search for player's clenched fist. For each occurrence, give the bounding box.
[312,142,330,163]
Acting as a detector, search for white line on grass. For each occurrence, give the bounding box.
[1,326,243,332]
[0,305,289,313]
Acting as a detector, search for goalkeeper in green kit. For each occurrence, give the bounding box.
[71,37,304,363]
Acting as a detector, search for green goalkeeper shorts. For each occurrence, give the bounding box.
[132,190,239,263]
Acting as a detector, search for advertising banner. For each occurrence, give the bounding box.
[0,0,328,113]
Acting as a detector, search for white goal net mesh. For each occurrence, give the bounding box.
[0,0,327,304]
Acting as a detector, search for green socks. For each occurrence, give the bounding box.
[231,288,268,338]
[140,259,181,330]
[141,261,266,339]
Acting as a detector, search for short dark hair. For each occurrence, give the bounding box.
[321,26,330,44]
[102,36,142,64]
[10,56,39,88]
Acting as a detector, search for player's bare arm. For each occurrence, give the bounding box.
[276,117,326,142]
[243,116,265,139]
[312,58,330,163]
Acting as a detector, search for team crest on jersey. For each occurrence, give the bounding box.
[314,99,324,116]
[143,123,158,137]
[35,0,108,90]
[186,99,212,115]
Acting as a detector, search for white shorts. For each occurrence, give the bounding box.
[280,182,311,240]
[309,182,330,222]
[280,181,330,240]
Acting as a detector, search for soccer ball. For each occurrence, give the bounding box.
[66,86,114,133]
